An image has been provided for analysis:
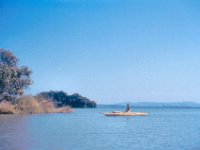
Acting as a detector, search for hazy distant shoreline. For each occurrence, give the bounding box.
[98,102,200,108]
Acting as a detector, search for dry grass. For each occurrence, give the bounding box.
[36,98,73,113]
[0,101,16,114]
[0,96,73,114]
[54,106,73,113]
[16,96,44,114]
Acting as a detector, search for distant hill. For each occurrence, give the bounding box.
[98,101,200,108]
[37,91,97,108]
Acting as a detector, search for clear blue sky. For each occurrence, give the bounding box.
[1,0,200,103]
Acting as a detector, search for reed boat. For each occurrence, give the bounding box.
[102,111,148,117]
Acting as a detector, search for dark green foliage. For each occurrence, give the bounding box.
[37,91,97,108]
[0,49,32,102]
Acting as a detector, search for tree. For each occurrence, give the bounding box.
[37,91,97,108]
[0,49,32,102]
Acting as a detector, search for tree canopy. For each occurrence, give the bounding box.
[37,91,97,108]
[0,49,32,102]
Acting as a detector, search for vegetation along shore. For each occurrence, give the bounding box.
[0,48,97,114]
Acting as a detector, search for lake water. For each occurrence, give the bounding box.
[0,108,200,150]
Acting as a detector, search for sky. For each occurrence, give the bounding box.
[1,0,200,104]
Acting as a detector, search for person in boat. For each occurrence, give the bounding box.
[125,103,131,112]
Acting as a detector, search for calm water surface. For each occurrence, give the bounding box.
[0,108,200,150]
